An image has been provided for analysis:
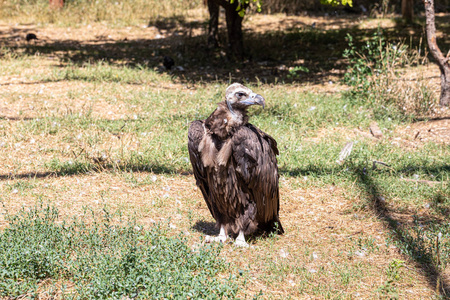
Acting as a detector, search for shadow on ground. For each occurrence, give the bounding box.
[1,14,448,84]
[355,167,450,297]
[192,220,218,236]
[283,162,450,297]
[0,140,449,296]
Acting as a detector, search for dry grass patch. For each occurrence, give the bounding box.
[393,116,450,147]
[1,82,141,120]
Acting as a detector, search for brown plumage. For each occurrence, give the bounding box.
[188,83,283,247]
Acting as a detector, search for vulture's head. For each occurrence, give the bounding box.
[225,83,265,111]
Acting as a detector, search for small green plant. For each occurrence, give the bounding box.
[0,203,241,298]
[286,66,310,79]
[6,180,35,193]
[45,158,92,175]
[343,31,385,91]
[350,236,380,253]
[386,259,405,281]
[343,30,434,118]
[320,0,353,6]
[377,259,405,298]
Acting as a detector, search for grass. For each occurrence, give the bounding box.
[0,203,240,298]
[0,2,450,298]
[0,0,205,26]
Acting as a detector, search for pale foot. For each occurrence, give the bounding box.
[234,238,249,248]
[204,225,227,243]
[234,230,249,248]
[204,234,227,243]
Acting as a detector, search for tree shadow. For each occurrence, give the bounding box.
[413,116,450,122]
[281,161,450,296]
[0,80,65,87]
[392,14,450,49]
[2,14,447,84]
[0,171,58,181]
[354,167,450,296]
[0,116,37,121]
[0,160,188,181]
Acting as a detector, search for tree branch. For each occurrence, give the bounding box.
[424,0,450,106]
[424,0,446,69]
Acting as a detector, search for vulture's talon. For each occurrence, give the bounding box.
[234,239,249,248]
[204,235,227,243]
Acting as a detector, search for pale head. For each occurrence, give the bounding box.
[225,83,265,110]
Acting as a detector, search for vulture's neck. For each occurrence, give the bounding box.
[205,102,249,140]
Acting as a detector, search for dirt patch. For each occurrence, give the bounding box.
[394,111,450,147]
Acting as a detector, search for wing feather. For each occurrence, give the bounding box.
[188,120,214,216]
[231,124,283,233]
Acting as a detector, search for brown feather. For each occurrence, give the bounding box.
[188,85,283,239]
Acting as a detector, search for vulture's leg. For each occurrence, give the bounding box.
[217,225,227,242]
[234,230,249,247]
[205,224,227,243]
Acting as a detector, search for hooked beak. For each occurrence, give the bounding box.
[240,93,266,108]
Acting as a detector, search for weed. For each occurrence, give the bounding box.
[377,259,405,298]
[286,65,310,79]
[6,180,35,193]
[350,235,380,253]
[0,203,241,298]
[45,158,92,175]
[343,29,435,118]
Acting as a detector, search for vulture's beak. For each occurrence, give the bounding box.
[240,93,266,108]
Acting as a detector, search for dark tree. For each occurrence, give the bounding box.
[402,0,414,22]
[205,0,352,60]
[206,0,247,60]
[424,0,450,107]
[207,0,220,48]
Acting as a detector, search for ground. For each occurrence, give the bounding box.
[0,11,449,299]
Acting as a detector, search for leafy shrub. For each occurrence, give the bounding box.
[343,30,436,118]
[0,203,240,298]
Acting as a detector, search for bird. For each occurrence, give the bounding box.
[188,83,283,247]
[26,33,38,42]
[163,56,174,70]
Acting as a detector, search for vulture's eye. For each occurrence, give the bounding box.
[236,92,246,98]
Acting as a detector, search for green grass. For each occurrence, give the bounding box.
[0,203,240,298]
[48,61,171,85]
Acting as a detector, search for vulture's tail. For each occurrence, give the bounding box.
[262,218,284,235]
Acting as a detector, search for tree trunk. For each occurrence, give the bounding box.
[439,67,450,106]
[402,0,414,22]
[49,0,63,8]
[225,1,245,60]
[424,0,450,107]
[207,0,220,48]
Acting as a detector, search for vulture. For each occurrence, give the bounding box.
[188,83,283,247]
